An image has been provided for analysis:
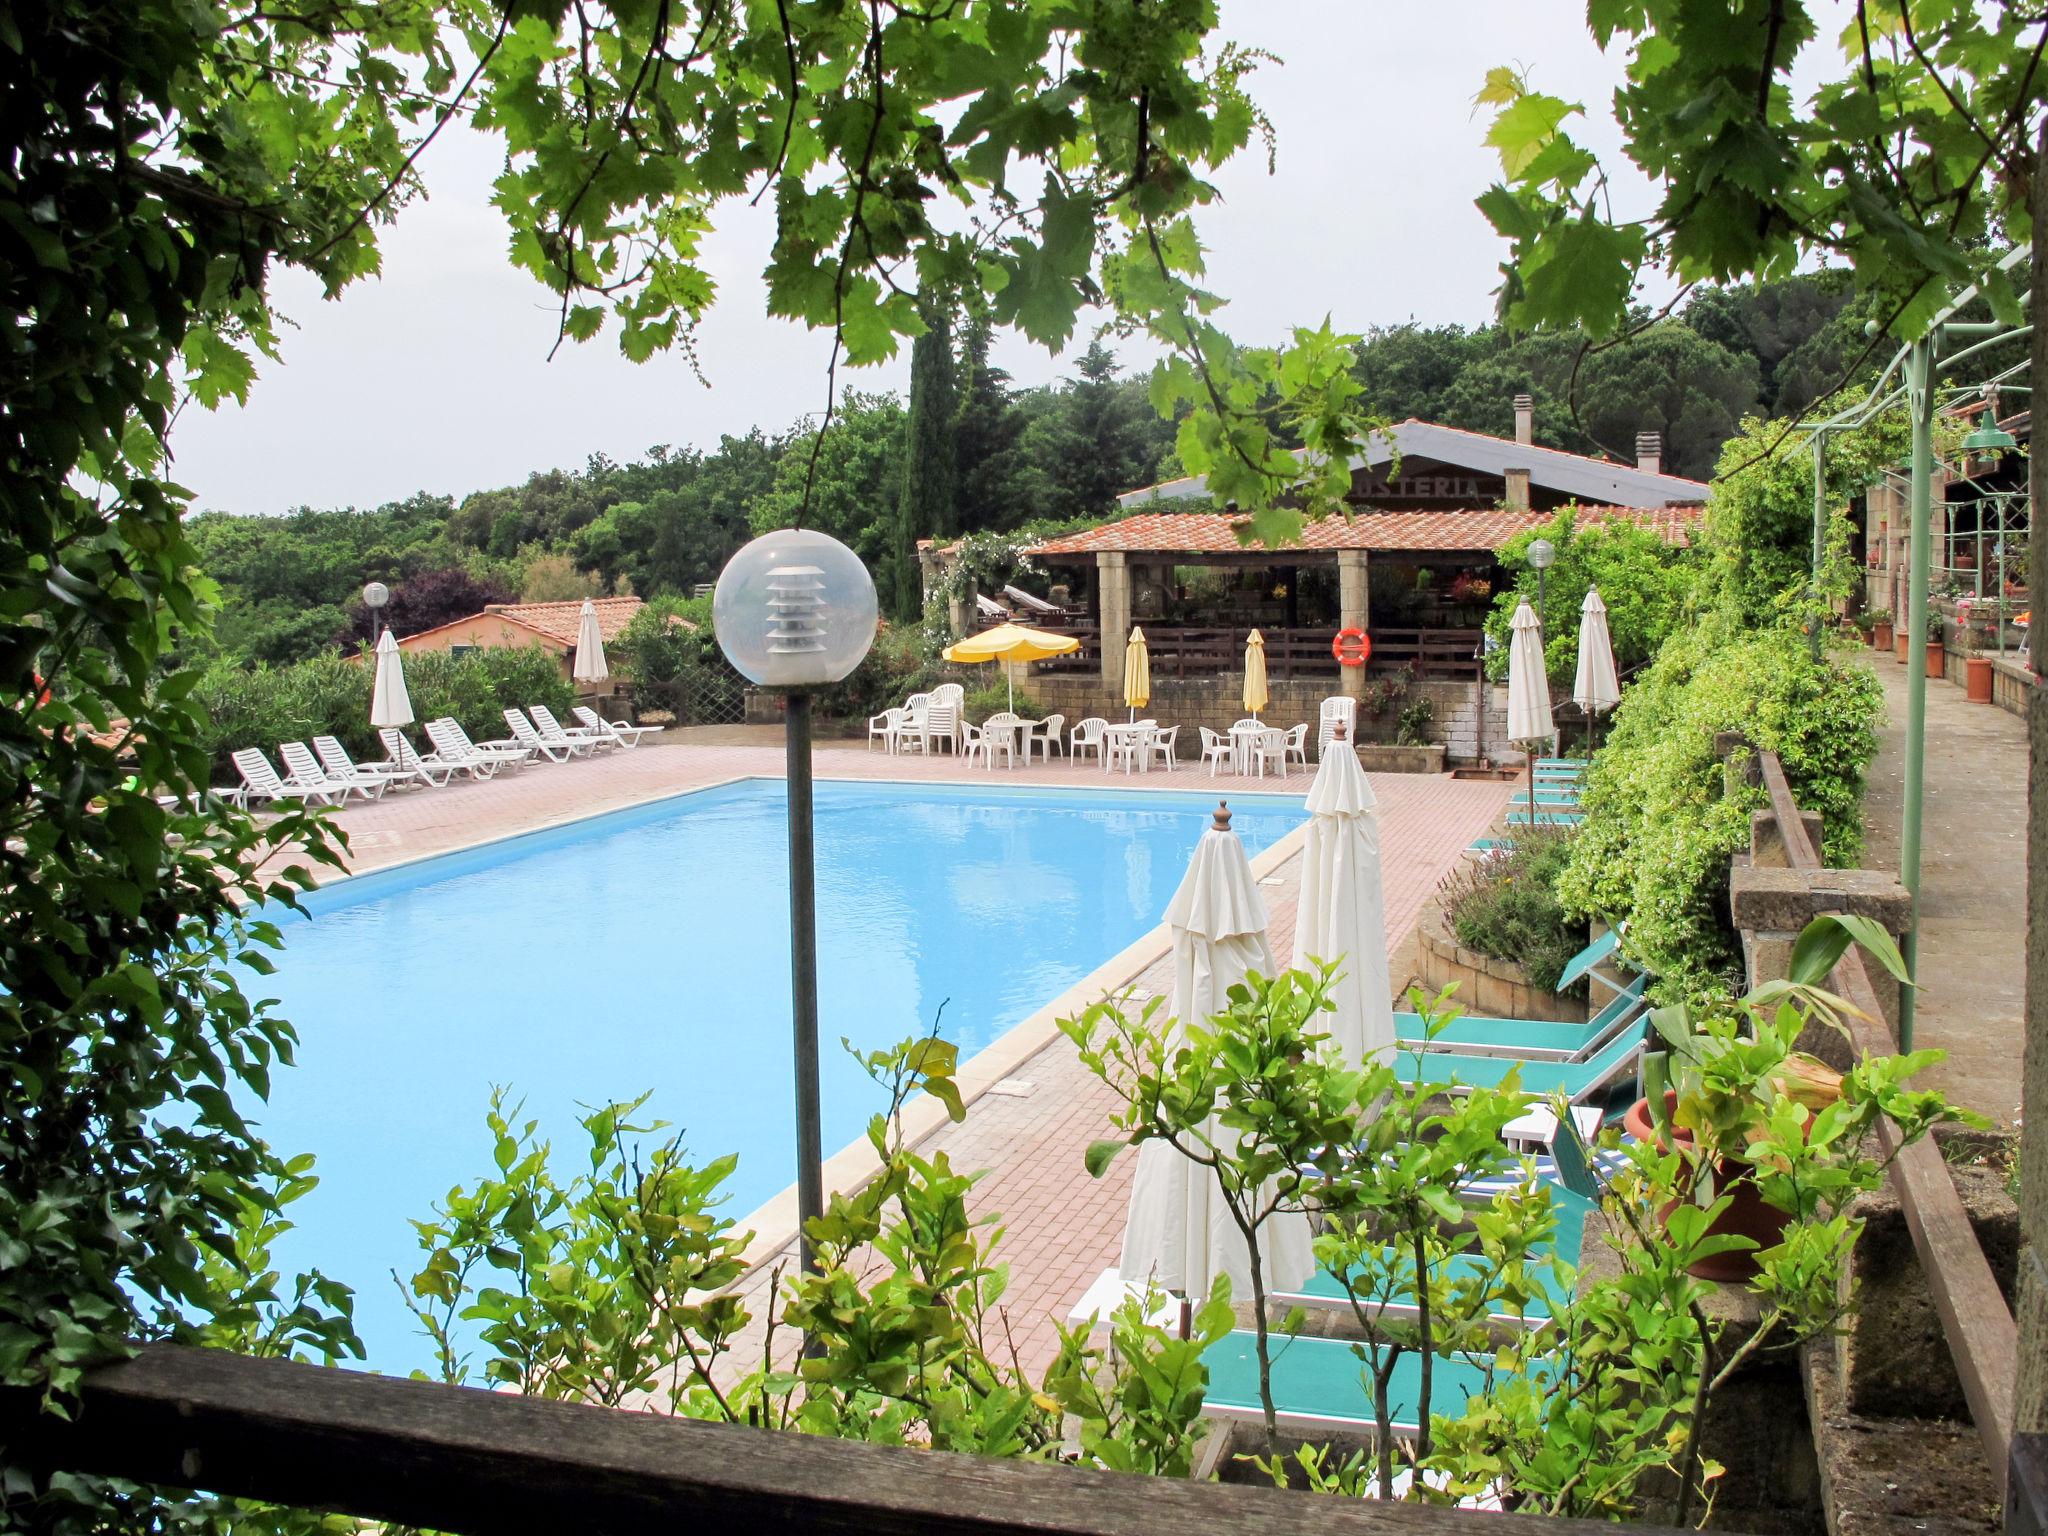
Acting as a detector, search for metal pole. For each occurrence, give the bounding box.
[1900,334,1936,1052]
[1537,567,1548,632]
[784,690,824,1275]
[1811,433,1828,661]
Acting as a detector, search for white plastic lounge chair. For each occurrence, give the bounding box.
[1024,712,1066,763]
[1071,717,1107,764]
[279,740,385,802]
[1198,726,1233,777]
[573,705,662,747]
[229,748,349,808]
[314,735,429,793]
[426,718,532,772]
[868,706,910,752]
[503,708,592,763]
[529,704,615,751]
[379,728,462,786]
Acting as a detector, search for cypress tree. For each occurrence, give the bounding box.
[888,299,958,618]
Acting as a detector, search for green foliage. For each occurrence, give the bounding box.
[1438,830,1584,992]
[1395,696,1435,747]
[192,648,573,776]
[611,596,716,684]
[887,301,959,619]
[812,625,949,724]
[963,686,1045,723]
[1482,507,1700,682]
[1556,626,1883,999]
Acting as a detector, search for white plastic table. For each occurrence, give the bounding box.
[1102,722,1157,774]
[979,718,1027,767]
[1500,1103,1603,1155]
[1230,720,1280,775]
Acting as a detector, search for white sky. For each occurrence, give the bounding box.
[169,2,1852,516]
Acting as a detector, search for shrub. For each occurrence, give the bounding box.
[963,684,1045,722]
[1555,623,1882,1000]
[612,595,715,683]
[813,624,951,722]
[1394,696,1434,746]
[1437,829,1583,992]
[1484,509,1700,682]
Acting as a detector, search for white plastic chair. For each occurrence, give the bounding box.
[1105,726,1142,776]
[1025,712,1066,763]
[1317,696,1357,760]
[1144,724,1179,772]
[961,721,992,769]
[922,702,958,755]
[1199,726,1234,777]
[1284,722,1310,770]
[868,706,909,752]
[1252,726,1288,779]
[929,683,965,751]
[1071,717,1107,764]
[981,712,1021,769]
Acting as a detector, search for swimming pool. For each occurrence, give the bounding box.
[242,777,1305,1368]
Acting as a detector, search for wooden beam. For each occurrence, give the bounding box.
[1755,751,2018,1493]
[3,1345,1695,1536]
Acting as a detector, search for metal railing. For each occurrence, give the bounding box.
[1018,622,1482,681]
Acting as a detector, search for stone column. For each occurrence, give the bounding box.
[1098,551,1130,690]
[2020,681,2048,1443]
[1337,549,1369,702]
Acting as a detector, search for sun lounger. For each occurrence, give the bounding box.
[1398,974,1649,1062]
[1506,807,1584,827]
[503,708,593,763]
[425,718,532,773]
[1396,1017,1650,1106]
[379,727,463,786]
[530,703,617,751]
[1203,1330,1503,1437]
[279,740,387,802]
[573,705,662,747]
[227,748,351,808]
[314,735,430,792]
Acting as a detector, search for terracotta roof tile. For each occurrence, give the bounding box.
[1026,505,1700,559]
[481,597,644,647]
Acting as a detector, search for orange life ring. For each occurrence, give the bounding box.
[1332,628,1371,667]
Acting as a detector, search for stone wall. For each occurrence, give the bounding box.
[1417,898,1586,1023]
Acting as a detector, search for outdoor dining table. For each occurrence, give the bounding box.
[980,716,1029,767]
[1228,719,1278,775]
[1101,721,1158,773]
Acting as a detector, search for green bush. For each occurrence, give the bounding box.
[963,684,1045,722]
[814,623,951,722]
[192,644,574,775]
[1483,508,1700,683]
[1438,828,1584,992]
[611,594,715,683]
[1556,623,1882,1000]
[1395,697,1434,747]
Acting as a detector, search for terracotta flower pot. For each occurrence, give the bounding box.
[1893,631,1910,664]
[1623,1093,1790,1282]
[1872,622,1893,650]
[1924,641,1945,679]
[1966,654,1993,703]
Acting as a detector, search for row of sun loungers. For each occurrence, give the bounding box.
[221,705,662,808]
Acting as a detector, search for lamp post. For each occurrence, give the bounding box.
[1527,538,1556,631]
[362,580,391,644]
[712,529,877,1277]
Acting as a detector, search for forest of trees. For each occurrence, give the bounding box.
[190,270,1886,667]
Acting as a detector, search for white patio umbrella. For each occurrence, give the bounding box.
[369,629,413,729]
[1118,804,1315,1305]
[1572,585,1621,753]
[1290,723,1394,1068]
[572,598,608,685]
[1506,598,1555,824]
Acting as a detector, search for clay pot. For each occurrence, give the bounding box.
[1872,622,1893,650]
[1966,654,1993,703]
[1893,631,1910,665]
[1924,641,1945,679]
[1623,1093,1790,1282]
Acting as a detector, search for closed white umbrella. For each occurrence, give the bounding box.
[1572,586,1621,753]
[369,629,413,729]
[1506,598,1555,823]
[1290,723,1393,1067]
[1118,805,1315,1304]
[573,598,608,685]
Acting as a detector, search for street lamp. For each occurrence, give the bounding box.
[362,581,391,643]
[712,529,877,1275]
[1527,538,1557,631]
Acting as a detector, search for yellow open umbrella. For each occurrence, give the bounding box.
[943,622,1080,711]
[1121,626,1151,721]
[1243,628,1269,719]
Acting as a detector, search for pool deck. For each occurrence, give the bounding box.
[285,736,1513,1379]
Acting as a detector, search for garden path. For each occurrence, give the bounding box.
[1860,655,2027,1126]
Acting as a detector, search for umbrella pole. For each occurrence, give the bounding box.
[1527,749,1535,824]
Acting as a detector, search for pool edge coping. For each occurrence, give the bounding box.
[726,813,1314,1280]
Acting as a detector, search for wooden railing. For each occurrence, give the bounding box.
[0,1344,1700,1536]
[1753,751,2023,1503]
[1015,622,1482,681]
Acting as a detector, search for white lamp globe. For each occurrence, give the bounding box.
[362,580,391,608]
[713,528,878,688]
[1527,538,1556,571]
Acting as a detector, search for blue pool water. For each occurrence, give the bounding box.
[241,778,1304,1369]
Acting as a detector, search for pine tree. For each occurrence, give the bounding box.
[887,300,957,618]
[951,313,1023,532]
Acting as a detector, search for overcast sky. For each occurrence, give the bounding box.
[168,4,1847,516]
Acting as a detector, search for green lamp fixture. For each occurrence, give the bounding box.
[1962,406,2017,456]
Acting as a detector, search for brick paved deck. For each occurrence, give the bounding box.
[290,738,1511,1380]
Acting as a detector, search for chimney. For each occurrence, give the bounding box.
[1513,392,1534,446]
[1505,467,1531,511]
[1635,430,1663,476]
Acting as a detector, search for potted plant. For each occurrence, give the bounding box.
[1865,608,1893,650]
[1925,600,1946,678]
[1622,915,1977,1280]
